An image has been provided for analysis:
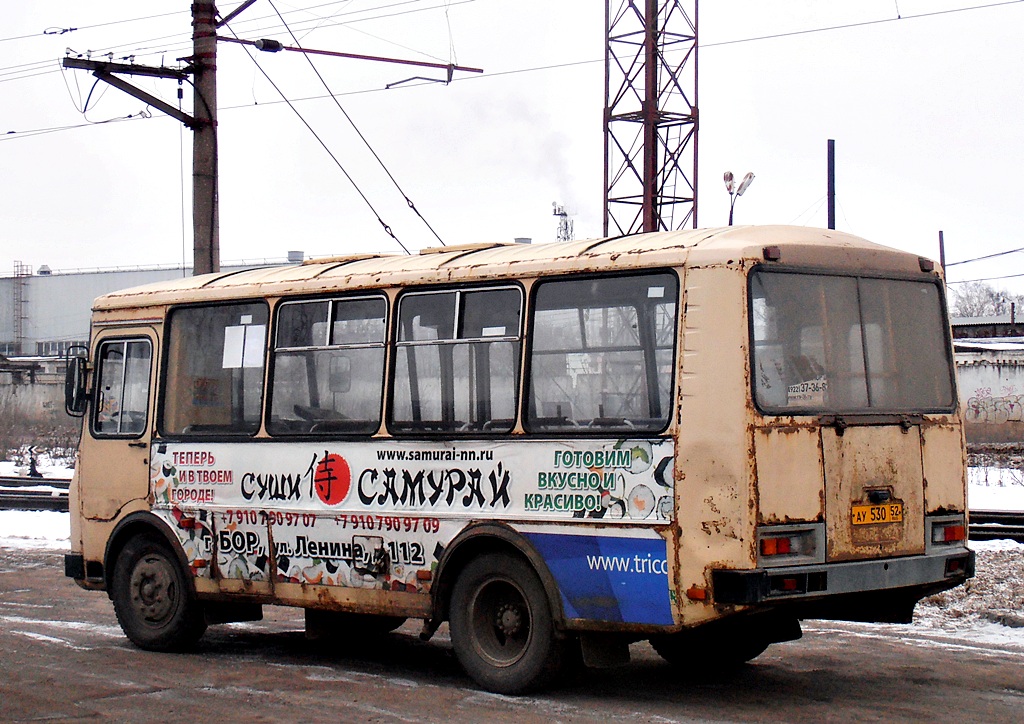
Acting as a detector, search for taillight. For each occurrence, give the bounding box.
[756,525,823,567]
[932,523,966,544]
[760,536,793,556]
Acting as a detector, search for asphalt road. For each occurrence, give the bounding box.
[2,545,1023,723]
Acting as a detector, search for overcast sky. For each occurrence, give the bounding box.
[3,0,1023,295]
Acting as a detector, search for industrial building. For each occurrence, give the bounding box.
[0,258,291,357]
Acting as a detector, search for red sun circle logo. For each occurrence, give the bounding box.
[314,453,351,506]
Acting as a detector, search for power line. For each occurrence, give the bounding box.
[947,273,1024,285]
[267,0,447,246]
[9,1,1024,139]
[0,10,187,45]
[221,16,411,254]
[2,0,1017,86]
[701,0,1024,49]
[946,246,1024,267]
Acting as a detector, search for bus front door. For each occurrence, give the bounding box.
[78,330,157,522]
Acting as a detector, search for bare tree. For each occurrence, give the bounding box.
[951,281,1024,318]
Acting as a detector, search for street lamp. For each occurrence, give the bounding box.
[724,171,755,226]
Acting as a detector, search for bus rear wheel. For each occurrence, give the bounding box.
[450,553,565,695]
[111,533,206,652]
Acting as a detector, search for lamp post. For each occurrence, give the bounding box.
[724,171,755,226]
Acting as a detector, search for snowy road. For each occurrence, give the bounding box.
[2,533,1023,722]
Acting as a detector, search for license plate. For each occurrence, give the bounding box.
[852,502,903,525]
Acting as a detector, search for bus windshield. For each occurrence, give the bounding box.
[750,270,955,414]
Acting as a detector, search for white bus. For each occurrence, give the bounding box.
[64,226,973,694]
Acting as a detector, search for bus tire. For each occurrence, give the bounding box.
[449,552,564,695]
[111,533,206,652]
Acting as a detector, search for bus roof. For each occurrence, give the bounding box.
[93,225,934,310]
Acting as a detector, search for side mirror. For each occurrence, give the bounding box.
[64,348,90,417]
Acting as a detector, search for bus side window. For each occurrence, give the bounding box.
[93,339,152,437]
[161,303,268,436]
[391,287,522,434]
[526,272,678,433]
[268,296,387,435]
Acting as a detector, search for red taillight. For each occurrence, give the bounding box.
[933,523,966,544]
[760,536,793,556]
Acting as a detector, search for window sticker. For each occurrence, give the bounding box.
[223,325,266,369]
[787,375,827,406]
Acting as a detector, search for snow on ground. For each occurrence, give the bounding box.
[969,466,1024,511]
[915,539,1024,647]
[1,461,1022,647]
[0,511,69,551]
[0,459,73,480]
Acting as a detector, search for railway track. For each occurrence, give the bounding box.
[0,476,70,512]
[1,477,1022,542]
[968,510,1024,543]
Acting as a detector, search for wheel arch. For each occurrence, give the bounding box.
[431,522,565,628]
[104,511,195,595]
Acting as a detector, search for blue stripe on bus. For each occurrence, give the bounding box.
[524,532,674,626]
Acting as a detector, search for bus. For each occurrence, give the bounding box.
[63,225,974,694]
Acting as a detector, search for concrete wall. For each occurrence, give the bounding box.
[956,349,1024,444]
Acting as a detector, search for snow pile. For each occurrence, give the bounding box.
[915,539,1024,629]
[0,511,70,551]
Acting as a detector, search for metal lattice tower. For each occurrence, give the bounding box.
[604,0,698,236]
[12,261,31,356]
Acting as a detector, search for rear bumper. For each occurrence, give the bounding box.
[712,548,975,607]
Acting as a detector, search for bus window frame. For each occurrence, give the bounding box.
[522,268,680,438]
[266,292,390,437]
[157,299,270,440]
[747,264,958,418]
[90,335,153,440]
[387,282,525,437]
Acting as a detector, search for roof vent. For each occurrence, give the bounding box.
[37,265,52,276]
[287,250,304,263]
[514,237,532,244]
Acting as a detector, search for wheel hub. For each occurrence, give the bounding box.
[131,556,175,623]
[495,602,523,637]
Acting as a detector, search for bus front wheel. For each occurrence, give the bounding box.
[449,553,565,695]
[111,534,206,651]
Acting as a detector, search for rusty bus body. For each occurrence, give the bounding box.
[64,226,973,694]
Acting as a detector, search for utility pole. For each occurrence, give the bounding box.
[192,1,219,275]
[63,1,480,274]
[827,139,836,230]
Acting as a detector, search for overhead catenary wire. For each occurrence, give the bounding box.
[945,245,1024,267]
[1,0,1018,86]
[220,18,411,255]
[946,272,1024,285]
[0,0,474,80]
[0,9,187,45]
[266,0,447,246]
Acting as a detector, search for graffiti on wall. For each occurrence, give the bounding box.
[964,386,1024,424]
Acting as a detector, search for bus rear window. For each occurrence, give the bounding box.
[161,303,268,435]
[750,270,955,413]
